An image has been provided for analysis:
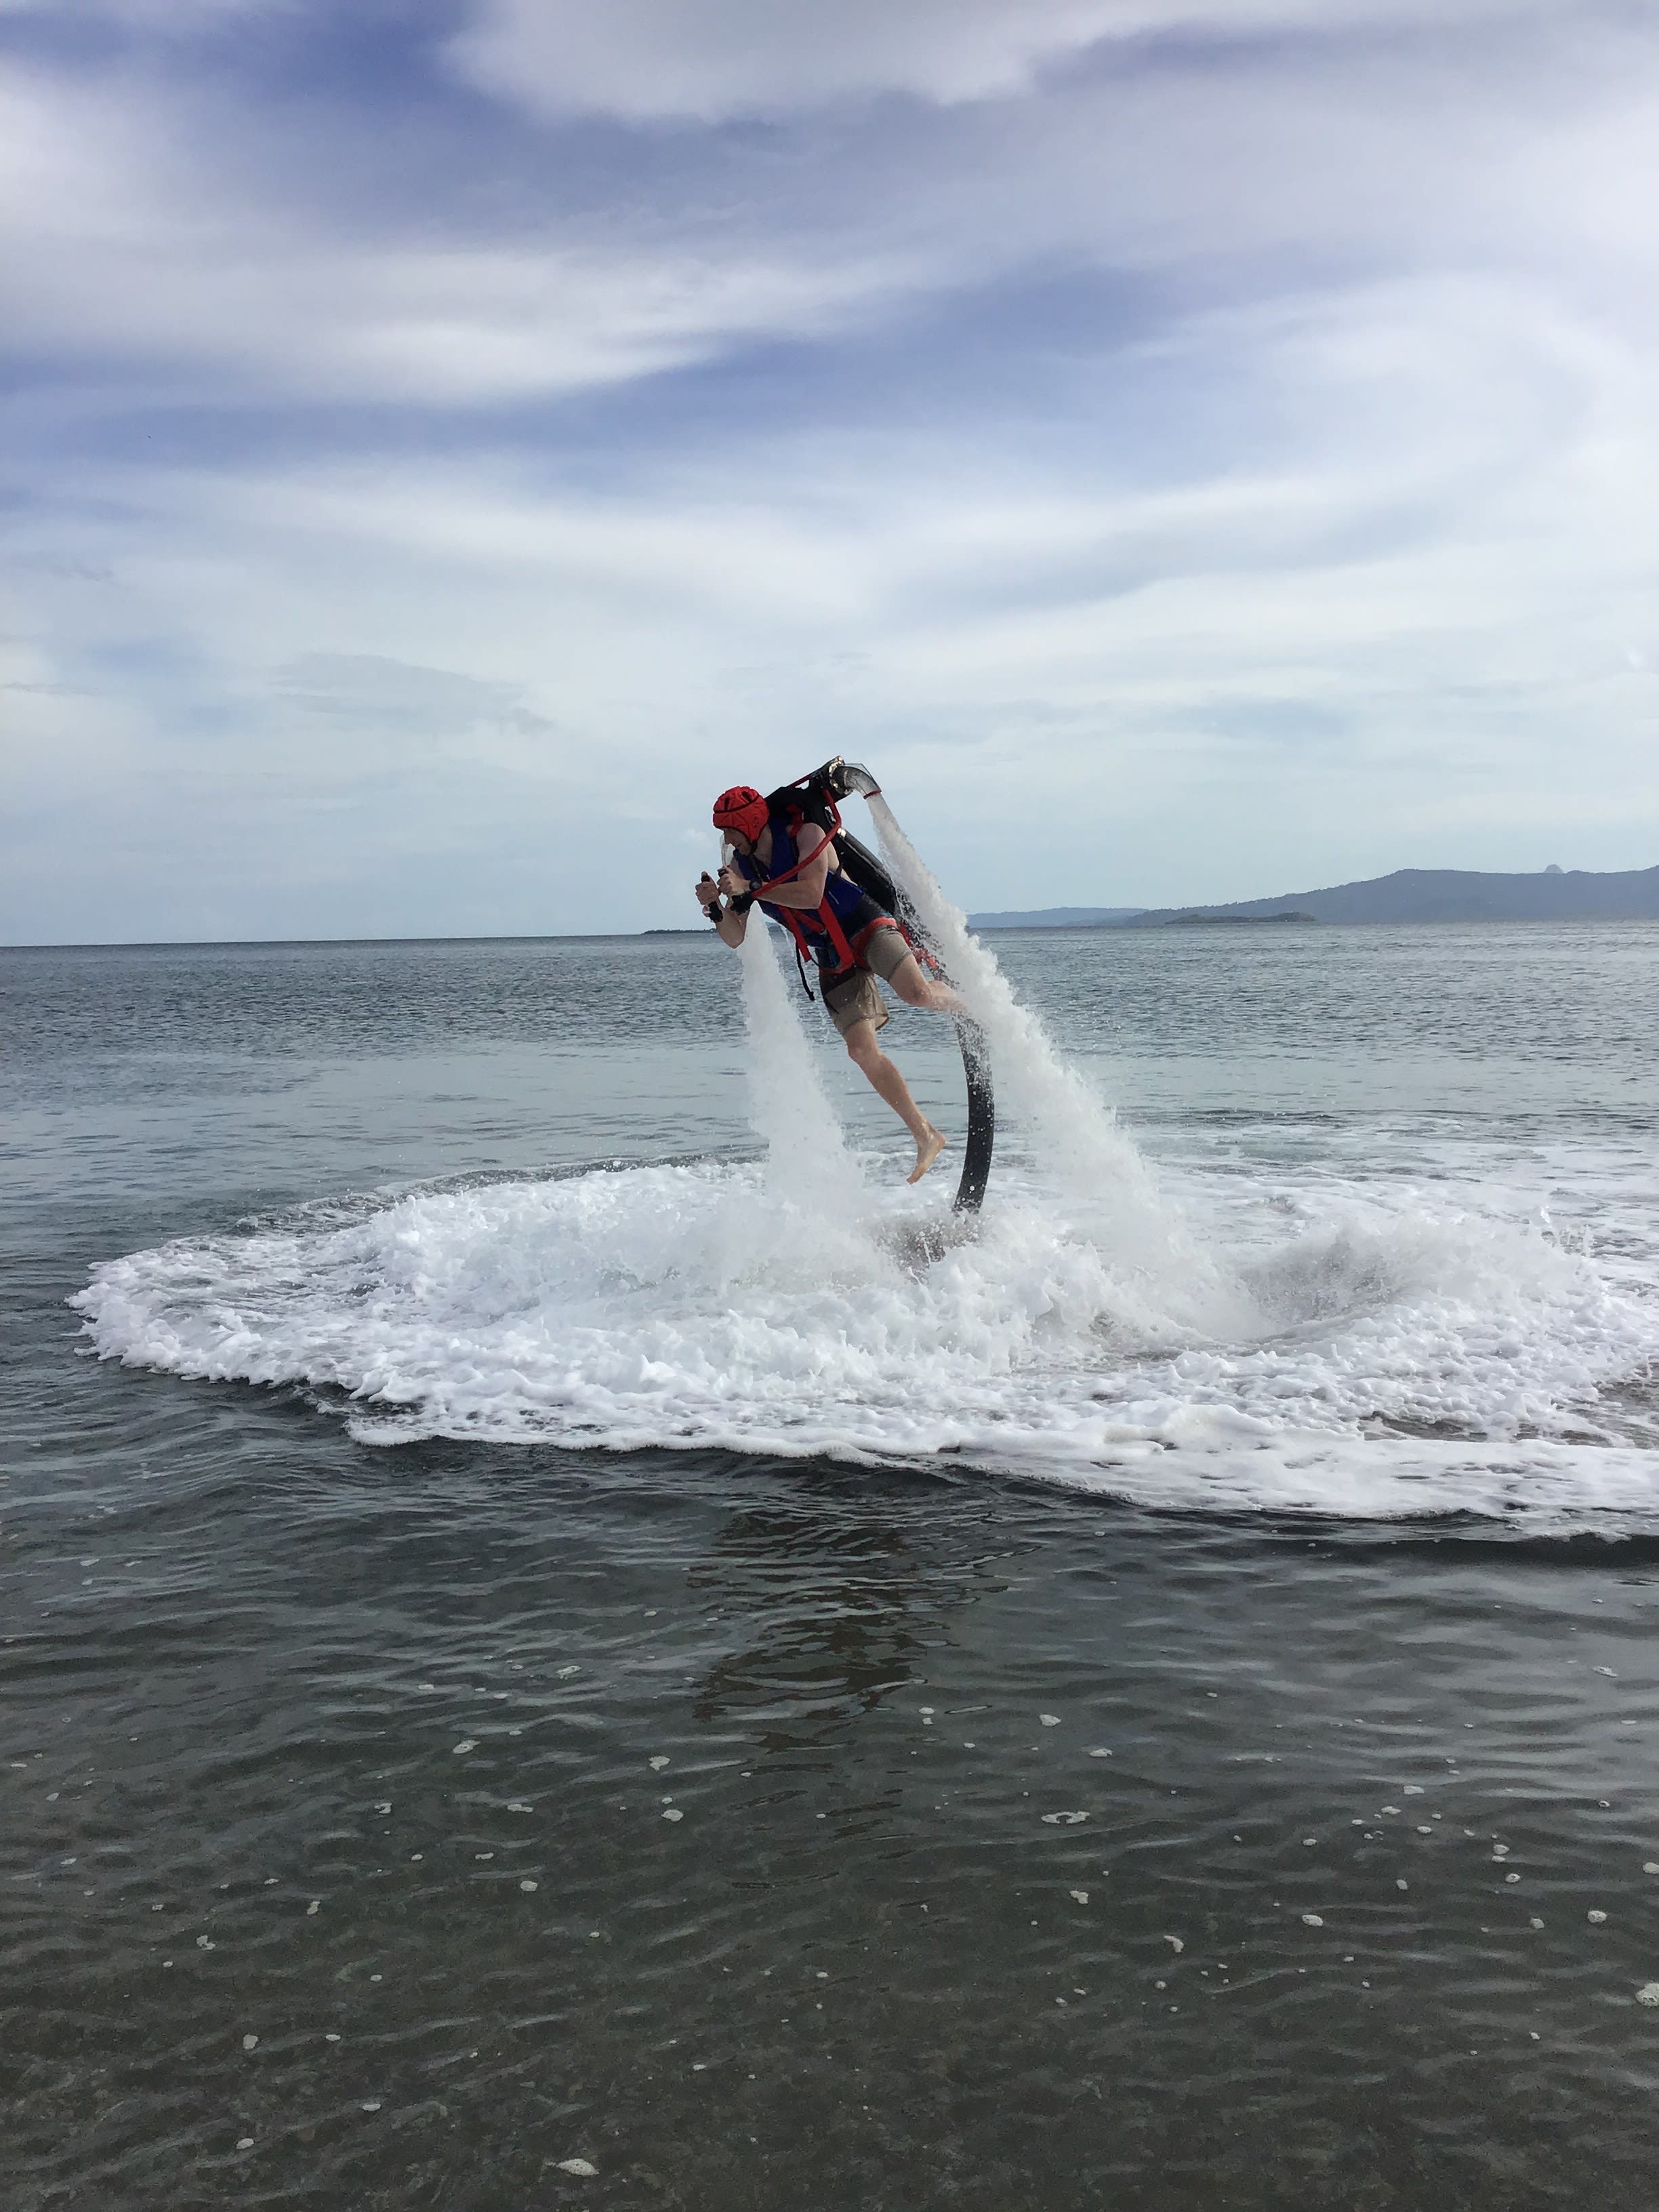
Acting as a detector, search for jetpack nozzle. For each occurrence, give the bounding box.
[815,757,882,801]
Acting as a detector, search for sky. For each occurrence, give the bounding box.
[3,0,1658,942]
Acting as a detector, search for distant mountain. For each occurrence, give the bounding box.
[968,905,1146,929]
[1115,864,1659,927]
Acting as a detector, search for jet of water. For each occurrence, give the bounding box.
[866,793,1247,1330]
[737,914,867,1225]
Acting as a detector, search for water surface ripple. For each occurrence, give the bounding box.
[4,927,1659,2209]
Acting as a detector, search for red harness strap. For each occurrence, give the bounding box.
[750,821,837,893]
[748,798,937,992]
[747,807,865,978]
[771,888,859,980]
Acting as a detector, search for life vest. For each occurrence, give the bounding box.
[735,804,899,987]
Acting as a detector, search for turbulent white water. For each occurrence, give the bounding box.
[73,1139,1659,1526]
[868,794,1246,1335]
[68,808,1659,1532]
[736,907,864,1224]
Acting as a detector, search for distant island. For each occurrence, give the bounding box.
[663,863,1659,937]
[965,904,1147,929]
[971,863,1659,930]
[1166,911,1317,926]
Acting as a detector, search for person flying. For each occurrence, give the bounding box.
[697,783,959,1183]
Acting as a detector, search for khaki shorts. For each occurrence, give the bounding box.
[821,922,913,1038]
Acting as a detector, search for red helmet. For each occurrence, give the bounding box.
[712,784,769,843]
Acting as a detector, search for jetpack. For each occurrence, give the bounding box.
[757,757,994,1217]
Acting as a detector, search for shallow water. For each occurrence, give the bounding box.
[5,922,1659,2209]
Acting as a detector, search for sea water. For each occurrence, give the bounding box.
[65,909,1659,1530]
[5,920,1659,2208]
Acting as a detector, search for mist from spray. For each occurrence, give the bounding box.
[866,794,1248,1331]
[732,895,876,1285]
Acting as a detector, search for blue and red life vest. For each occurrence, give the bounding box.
[734,808,901,985]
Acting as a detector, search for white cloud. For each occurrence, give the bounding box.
[6,0,1659,936]
[451,0,1583,122]
[0,70,926,405]
[11,226,1656,935]
[8,9,1657,415]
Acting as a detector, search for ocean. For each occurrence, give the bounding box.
[5,902,1659,2209]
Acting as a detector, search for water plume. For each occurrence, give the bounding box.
[865,793,1246,1334]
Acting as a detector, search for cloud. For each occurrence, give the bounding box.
[450,0,1584,122]
[10,218,1655,937]
[8,6,1656,419]
[270,653,556,743]
[5,0,1659,937]
[0,68,929,406]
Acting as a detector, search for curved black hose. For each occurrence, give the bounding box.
[833,825,995,1216]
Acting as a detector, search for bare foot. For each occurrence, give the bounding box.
[907,1124,947,1184]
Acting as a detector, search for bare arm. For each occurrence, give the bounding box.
[748,842,833,909]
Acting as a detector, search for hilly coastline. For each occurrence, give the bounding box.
[970,863,1659,930]
[964,904,1147,928]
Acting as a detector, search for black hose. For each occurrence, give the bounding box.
[834,827,995,1216]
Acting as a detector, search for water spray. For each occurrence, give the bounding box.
[783,757,996,1218]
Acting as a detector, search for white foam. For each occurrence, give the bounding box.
[73,1146,1659,1532]
[867,794,1246,1336]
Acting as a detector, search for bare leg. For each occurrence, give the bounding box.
[886,953,964,1016]
[844,1017,947,1183]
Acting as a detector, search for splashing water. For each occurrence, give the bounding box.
[64,845,1659,1530]
[865,794,1246,1333]
[726,916,890,1286]
[736,914,863,1218]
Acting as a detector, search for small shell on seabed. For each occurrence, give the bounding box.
[451,1740,477,1756]
[520,1879,539,1892]
[1164,1935,1185,1952]
[1636,1985,1659,2007]
[1301,1914,1324,1928]
[307,1901,321,1915]
[242,2034,258,2052]
[556,1665,581,1679]
[237,2137,254,2150]
[1042,1811,1088,1826]
[1070,1891,1089,1906]
[1588,1910,1609,1924]
[557,2158,598,2177]
[662,1809,683,1823]
[649,1757,670,1771]
[1040,1715,1061,1727]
